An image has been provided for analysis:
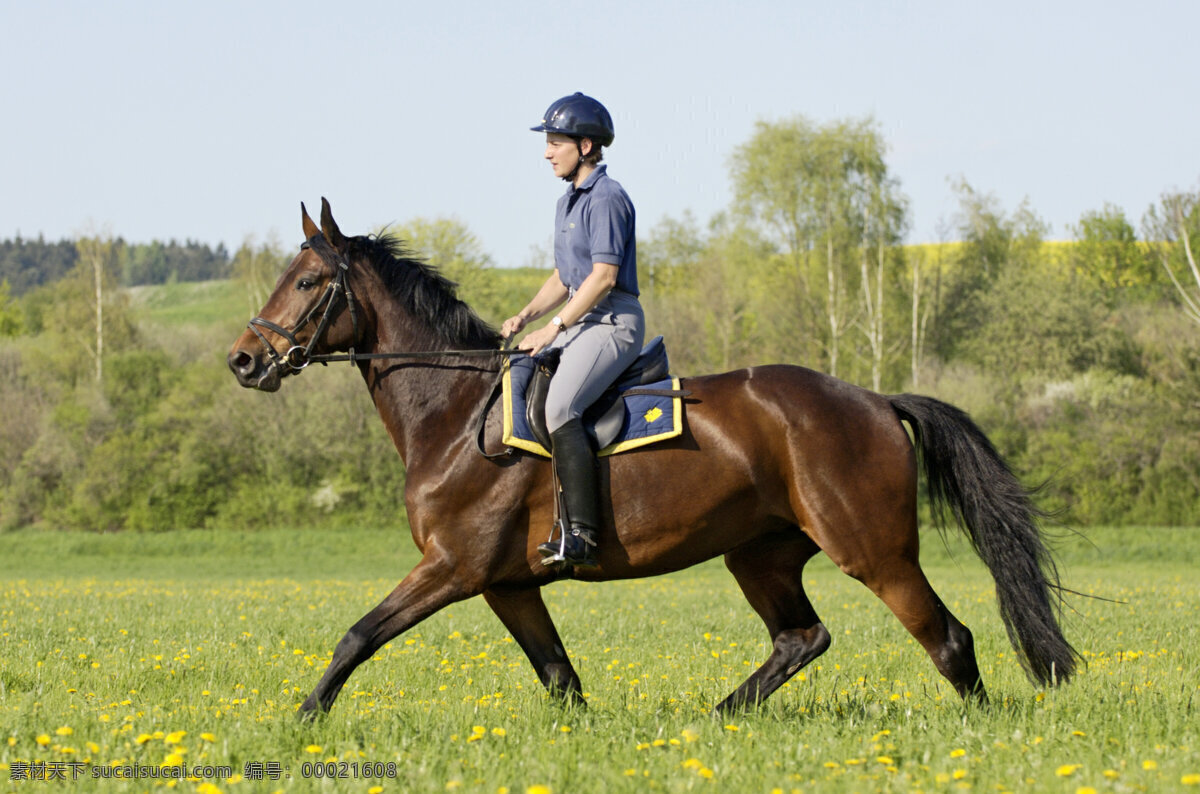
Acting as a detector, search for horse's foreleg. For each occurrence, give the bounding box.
[483,586,585,706]
[299,554,475,717]
[715,532,831,714]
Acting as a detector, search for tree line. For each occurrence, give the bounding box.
[0,235,231,295]
[1,116,1198,532]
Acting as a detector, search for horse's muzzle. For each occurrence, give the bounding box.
[228,348,282,392]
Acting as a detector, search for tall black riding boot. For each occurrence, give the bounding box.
[538,418,601,568]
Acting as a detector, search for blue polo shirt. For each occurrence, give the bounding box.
[553,165,639,296]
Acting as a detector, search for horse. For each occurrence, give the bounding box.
[227,198,1078,718]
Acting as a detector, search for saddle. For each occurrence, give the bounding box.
[498,336,686,457]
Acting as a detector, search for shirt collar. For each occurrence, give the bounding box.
[568,164,607,195]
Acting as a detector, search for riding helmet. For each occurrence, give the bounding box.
[531,92,615,147]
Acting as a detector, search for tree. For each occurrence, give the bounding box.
[1071,203,1153,292]
[75,232,120,382]
[730,116,908,380]
[1142,187,1200,328]
[0,280,21,337]
[932,180,1046,361]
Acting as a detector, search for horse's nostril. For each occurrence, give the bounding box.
[230,350,255,374]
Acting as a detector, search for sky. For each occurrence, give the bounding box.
[3,0,1198,268]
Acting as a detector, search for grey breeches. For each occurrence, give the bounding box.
[545,290,645,433]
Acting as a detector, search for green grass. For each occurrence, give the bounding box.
[2,527,1198,793]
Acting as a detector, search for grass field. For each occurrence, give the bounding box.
[2,526,1198,793]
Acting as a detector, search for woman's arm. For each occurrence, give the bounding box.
[517,262,619,356]
[500,270,569,339]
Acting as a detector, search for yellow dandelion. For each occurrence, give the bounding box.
[559,726,571,733]
[698,767,714,779]
[526,786,551,794]
[1143,760,1158,771]
[877,756,895,765]
[304,744,322,754]
[1056,764,1081,777]
[1181,773,1200,785]
[165,730,187,744]
[55,726,74,737]
[682,758,703,770]
[36,734,51,747]
[491,728,506,737]
[196,784,221,794]
[200,733,216,742]
[1103,770,1120,780]
[369,788,384,794]
[724,724,739,732]
[162,752,184,766]
[681,728,699,742]
[950,748,966,758]
[1076,787,1098,794]
[135,733,154,745]
[953,769,967,780]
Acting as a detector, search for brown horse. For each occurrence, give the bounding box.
[227,199,1077,717]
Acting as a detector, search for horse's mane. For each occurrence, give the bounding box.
[346,233,502,351]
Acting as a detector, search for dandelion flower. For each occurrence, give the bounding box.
[950,748,966,758]
[1181,773,1200,786]
[526,786,551,794]
[1056,765,1081,777]
[55,727,74,737]
[36,734,51,747]
[304,744,322,754]
[1143,760,1158,771]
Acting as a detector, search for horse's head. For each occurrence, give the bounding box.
[228,198,361,391]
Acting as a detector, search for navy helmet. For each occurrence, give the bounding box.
[531,92,615,147]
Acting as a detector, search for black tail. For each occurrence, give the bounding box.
[889,393,1078,687]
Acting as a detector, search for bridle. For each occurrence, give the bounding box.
[247,234,362,373]
[246,234,519,378]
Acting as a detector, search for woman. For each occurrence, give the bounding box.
[501,92,644,568]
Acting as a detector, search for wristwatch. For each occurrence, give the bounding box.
[551,315,566,332]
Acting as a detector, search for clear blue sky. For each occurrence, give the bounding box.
[3,0,1197,267]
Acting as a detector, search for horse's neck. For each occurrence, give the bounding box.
[359,300,495,468]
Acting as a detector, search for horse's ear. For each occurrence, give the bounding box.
[320,197,348,249]
[301,202,320,240]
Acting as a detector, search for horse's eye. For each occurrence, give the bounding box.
[296,278,316,292]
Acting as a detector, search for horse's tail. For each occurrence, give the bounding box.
[888,393,1078,687]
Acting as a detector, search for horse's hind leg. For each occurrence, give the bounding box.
[483,586,584,706]
[716,531,832,713]
[865,557,986,701]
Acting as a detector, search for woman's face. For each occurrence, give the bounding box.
[544,133,586,180]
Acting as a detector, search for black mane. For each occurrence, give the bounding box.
[345,233,502,351]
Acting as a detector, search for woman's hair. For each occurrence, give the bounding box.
[580,138,605,167]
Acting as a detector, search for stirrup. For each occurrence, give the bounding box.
[538,526,598,568]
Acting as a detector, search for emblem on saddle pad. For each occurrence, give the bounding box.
[501,336,685,457]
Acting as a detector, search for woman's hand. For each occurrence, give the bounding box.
[500,314,527,340]
[519,323,561,357]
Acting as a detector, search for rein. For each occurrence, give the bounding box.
[247,235,522,375]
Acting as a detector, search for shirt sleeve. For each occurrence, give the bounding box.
[585,190,633,266]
